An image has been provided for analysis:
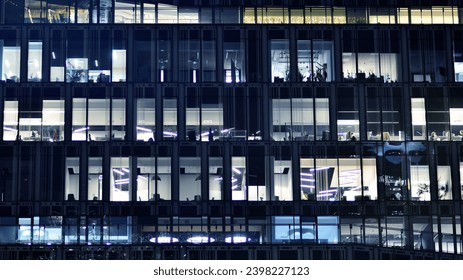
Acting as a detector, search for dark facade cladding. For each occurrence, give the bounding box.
[0,0,463,260]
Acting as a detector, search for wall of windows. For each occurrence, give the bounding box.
[11,3,460,26]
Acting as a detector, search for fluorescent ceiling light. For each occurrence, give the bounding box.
[137,126,152,132]
[187,236,215,244]
[225,236,250,243]
[112,169,125,175]
[149,237,179,243]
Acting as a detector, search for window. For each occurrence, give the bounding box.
[28,41,42,82]
[337,87,359,141]
[111,157,131,202]
[65,157,80,201]
[270,39,290,83]
[0,30,20,82]
[88,157,103,201]
[224,30,246,83]
[179,157,201,201]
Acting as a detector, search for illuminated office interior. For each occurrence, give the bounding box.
[0,0,462,260]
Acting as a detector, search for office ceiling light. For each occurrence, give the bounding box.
[225,236,250,243]
[112,169,125,175]
[163,131,177,136]
[232,167,242,174]
[187,236,215,244]
[73,127,89,133]
[122,168,130,173]
[136,126,152,132]
[149,237,179,244]
[4,127,18,132]
[301,185,315,189]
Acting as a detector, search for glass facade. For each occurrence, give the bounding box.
[0,0,463,260]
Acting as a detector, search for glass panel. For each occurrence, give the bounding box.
[179,7,198,23]
[111,99,125,140]
[243,7,255,24]
[273,158,292,201]
[3,100,18,141]
[50,29,65,82]
[450,88,463,140]
[158,34,171,82]
[179,157,201,201]
[24,0,44,23]
[1,45,20,82]
[66,30,87,83]
[386,217,405,248]
[270,39,290,83]
[413,216,433,251]
[315,97,330,140]
[179,31,200,83]
[209,157,223,200]
[382,154,407,201]
[48,2,70,23]
[290,9,304,24]
[136,98,155,141]
[427,88,450,141]
[300,158,315,200]
[111,157,131,202]
[112,49,126,82]
[134,30,153,82]
[337,88,359,141]
[137,157,154,201]
[28,41,42,81]
[42,100,64,141]
[397,8,409,24]
[411,97,427,141]
[224,30,245,83]
[186,89,200,141]
[200,88,223,142]
[436,147,452,200]
[77,0,90,23]
[65,157,79,201]
[158,3,177,23]
[202,31,216,82]
[158,157,172,200]
[232,156,246,201]
[72,98,88,141]
[143,3,155,23]
[88,157,103,201]
[333,7,346,24]
[410,164,430,201]
[163,94,177,140]
[88,99,110,141]
[115,0,137,23]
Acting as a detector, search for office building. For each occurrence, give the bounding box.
[0,0,462,260]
